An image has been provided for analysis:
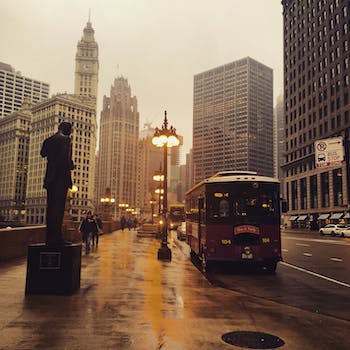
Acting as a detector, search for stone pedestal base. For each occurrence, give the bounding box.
[157,245,172,261]
[25,243,81,295]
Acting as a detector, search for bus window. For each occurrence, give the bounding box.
[219,199,229,217]
[208,192,231,220]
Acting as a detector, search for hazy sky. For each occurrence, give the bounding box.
[1,0,283,154]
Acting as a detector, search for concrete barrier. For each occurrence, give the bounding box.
[0,220,120,262]
[0,226,46,261]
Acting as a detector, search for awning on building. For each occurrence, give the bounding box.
[289,215,298,221]
[318,213,330,220]
[344,213,350,219]
[297,215,308,221]
[330,213,344,220]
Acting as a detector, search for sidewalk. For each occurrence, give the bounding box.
[0,229,349,349]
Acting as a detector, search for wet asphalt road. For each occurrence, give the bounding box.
[0,229,350,349]
[203,230,350,323]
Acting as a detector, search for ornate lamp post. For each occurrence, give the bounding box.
[152,110,180,260]
[100,188,115,221]
[149,198,157,224]
[153,172,164,215]
[118,203,129,218]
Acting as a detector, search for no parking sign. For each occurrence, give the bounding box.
[314,136,344,168]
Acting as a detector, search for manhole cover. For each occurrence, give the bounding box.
[222,331,285,349]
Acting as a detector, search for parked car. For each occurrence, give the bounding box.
[319,224,347,236]
[339,226,350,238]
[177,222,186,241]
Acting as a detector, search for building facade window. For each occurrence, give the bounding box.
[310,175,318,209]
[300,177,307,209]
[333,168,343,207]
[321,171,330,207]
[291,180,298,210]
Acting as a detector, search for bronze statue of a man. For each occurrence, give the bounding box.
[41,122,75,246]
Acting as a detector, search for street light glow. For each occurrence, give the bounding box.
[151,110,179,261]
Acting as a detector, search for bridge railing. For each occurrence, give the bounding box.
[0,220,120,262]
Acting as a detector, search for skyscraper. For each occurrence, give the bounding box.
[281,0,350,225]
[74,19,99,105]
[0,100,32,222]
[275,94,284,181]
[96,77,140,217]
[25,20,99,224]
[193,57,274,185]
[136,124,163,216]
[0,62,49,118]
[25,93,97,225]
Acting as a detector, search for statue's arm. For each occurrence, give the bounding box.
[40,139,48,158]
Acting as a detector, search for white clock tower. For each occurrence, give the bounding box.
[74,18,99,105]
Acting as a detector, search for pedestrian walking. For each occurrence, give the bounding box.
[79,211,98,254]
[120,216,126,231]
[133,217,138,230]
[127,217,133,231]
[93,214,103,247]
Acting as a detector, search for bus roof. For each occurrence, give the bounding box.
[186,172,280,195]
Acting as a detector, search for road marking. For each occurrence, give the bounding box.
[296,243,310,247]
[281,262,350,288]
[283,236,350,246]
[303,253,312,257]
[330,257,343,262]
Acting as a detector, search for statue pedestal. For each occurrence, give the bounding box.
[25,243,81,295]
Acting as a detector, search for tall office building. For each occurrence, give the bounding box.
[25,20,99,224]
[25,94,97,224]
[96,77,140,217]
[281,0,350,224]
[193,57,274,185]
[74,19,99,106]
[0,62,49,118]
[0,100,32,222]
[275,94,284,181]
[136,124,163,216]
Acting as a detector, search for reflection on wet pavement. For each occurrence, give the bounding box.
[0,229,350,349]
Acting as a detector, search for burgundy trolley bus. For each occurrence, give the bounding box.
[185,171,283,272]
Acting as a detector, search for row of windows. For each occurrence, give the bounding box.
[287,168,343,211]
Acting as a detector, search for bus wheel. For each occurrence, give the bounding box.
[265,262,277,273]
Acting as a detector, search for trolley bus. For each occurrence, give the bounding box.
[168,204,185,230]
[185,171,283,272]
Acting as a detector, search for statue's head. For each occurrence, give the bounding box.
[58,122,72,136]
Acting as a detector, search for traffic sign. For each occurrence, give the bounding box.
[314,137,344,168]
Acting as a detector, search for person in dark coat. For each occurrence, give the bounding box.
[40,122,74,246]
[120,216,126,231]
[127,217,133,231]
[79,211,98,254]
[93,214,103,247]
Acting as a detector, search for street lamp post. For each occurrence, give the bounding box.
[149,198,156,224]
[152,110,180,261]
[100,188,115,221]
[118,203,129,218]
[153,167,164,215]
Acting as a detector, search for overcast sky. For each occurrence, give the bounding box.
[1,0,283,155]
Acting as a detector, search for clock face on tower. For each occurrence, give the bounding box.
[83,64,90,71]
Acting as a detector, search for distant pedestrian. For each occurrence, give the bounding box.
[127,218,133,231]
[133,217,138,230]
[120,216,126,231]
[93,214,103,247]
[79,211,98,254]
